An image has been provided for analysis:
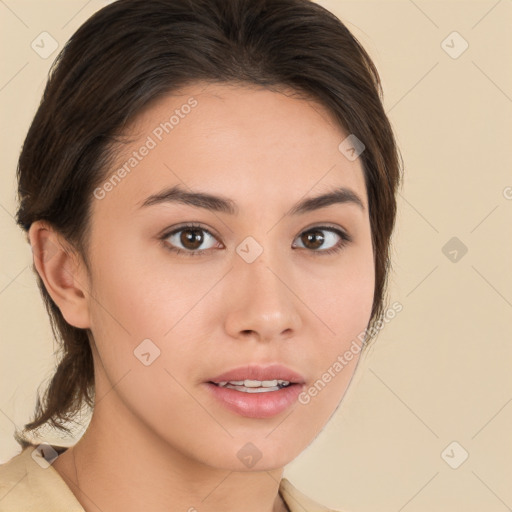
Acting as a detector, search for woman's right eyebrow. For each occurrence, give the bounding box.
[138,184,365,215]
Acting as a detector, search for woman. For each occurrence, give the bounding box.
[0,0,401,510]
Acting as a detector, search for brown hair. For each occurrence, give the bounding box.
[14,0,401,448]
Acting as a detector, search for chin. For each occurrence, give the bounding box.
[196,431,310,472]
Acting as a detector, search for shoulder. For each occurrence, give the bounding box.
[0,444,84,512]
[279,478,346,512]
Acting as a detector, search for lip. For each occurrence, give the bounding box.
[205,364,306,419]
[209,364,306,384]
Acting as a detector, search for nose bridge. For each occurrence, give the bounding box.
[238,237,288,308]
[224,235,301,341]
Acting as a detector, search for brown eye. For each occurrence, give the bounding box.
[292,226,351,255]
[163,224,220,255]
[179,228,205,250]
[300,229,325,250]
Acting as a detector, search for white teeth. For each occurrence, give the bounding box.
[215,379,291,391]
[244,379,267,387]
[233,386,277,393]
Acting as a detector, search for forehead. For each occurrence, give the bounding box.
[94,81,368,216]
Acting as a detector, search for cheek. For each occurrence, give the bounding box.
[86,233,197,339]
[304,237,375,339]
[297,239,375,398]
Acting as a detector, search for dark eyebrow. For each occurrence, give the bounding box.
[140,185,238,214]
[288,187,365,215]
[139,184,365,215]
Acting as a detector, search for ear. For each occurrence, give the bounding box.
[28,221,91,329]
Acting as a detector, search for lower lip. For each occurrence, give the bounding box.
[204,382,303,419]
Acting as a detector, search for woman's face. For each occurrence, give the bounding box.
[81,82,375,470]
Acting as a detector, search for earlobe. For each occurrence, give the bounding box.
[28,221,91,329]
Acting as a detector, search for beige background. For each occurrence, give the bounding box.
[1,1,511,510]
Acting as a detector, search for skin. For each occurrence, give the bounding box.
[30,82,375,512]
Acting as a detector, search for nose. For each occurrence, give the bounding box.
[223,248,302,343]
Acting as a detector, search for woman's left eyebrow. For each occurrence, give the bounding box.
[138,184,365,215]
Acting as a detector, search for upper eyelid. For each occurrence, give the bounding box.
[161,223,219,241]
[161,223,350,245]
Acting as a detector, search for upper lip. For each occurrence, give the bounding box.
[209,364,305,384]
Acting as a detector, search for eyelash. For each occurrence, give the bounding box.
[160,223,352,257]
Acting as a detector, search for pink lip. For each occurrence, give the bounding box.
[205,364,306,419]
[209,364,305,384]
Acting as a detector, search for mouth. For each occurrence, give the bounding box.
[212,379,292,393]
[208,363,305,385]
[205,364,305,418]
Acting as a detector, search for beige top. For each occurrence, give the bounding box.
[0,445,341,511]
